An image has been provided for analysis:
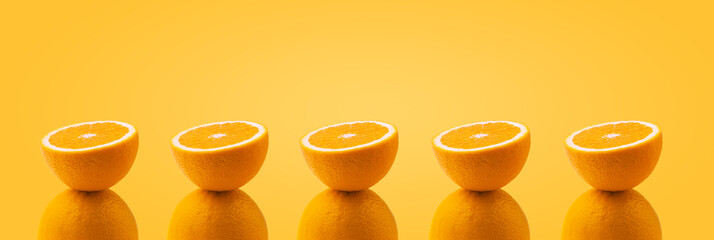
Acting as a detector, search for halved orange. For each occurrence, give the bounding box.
[430,189,529,240]
[41,121,139,191]
[298,189,397,240]
[171,121,268,191]
[38,189,138,240]
[168,189,267,240]
[300,121,398,191]
[562,189,661,239]
[565,121,662,191]
[433,121,530,191]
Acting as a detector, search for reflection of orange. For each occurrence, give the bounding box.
[171,121,269,191]
[433,121,530,191]
[38,189,137,240]
[168,189,267,240]
[41,121,138,191]
[430,189,529,240]
[298,189,397,240]
[562,189,661,240]
[565,121,662,191]
[301,121,398,191]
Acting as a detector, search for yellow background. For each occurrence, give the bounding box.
[2,0,713,239]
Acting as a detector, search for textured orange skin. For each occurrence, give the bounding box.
[168,189,267,240]
[38,189,138,240]
[171,132,268,191]
[562,189,661,240]
[301,131,398,191]
[565,131,662,191]
[298,189,397,240]
[433,131,530,191]
[430,189,529,240]
[41,131,138,191]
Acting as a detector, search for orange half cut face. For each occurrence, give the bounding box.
[173,121,265,151]
[434,121,528,151]
[567,121,659,151]
[302,121,396,151]
[43,121,135,151]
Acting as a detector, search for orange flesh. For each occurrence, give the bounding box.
[179,122,259,149]
[49,122,130,149]
[441,122,521,149]
[309,122,390,149]
[572,122,653,149]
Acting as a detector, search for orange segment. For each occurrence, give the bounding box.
[48,121,131,149]
[178,122,260,149]
[571,121,654,149]
[439,121,522,149]
[308,122,390,149]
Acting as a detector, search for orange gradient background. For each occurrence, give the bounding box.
[2,1,713,239]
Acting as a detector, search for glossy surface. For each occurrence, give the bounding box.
[2,1,712,238]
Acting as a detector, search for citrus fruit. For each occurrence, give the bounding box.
[565,120,662,191]
[432,121,530,191]
[168,189,268,240]
[171,121,268,191]
[562,189,661,240]
[300,121,398,191]
[430,189,529,240]
[41,120,139,191]
[38,189,138,240]
[298,189,397,240]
